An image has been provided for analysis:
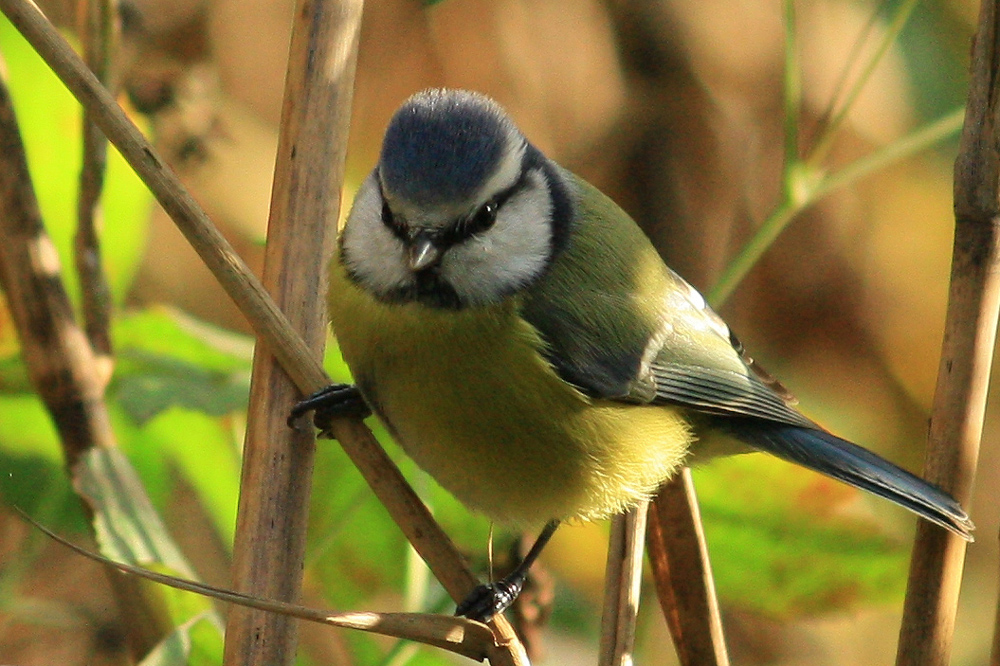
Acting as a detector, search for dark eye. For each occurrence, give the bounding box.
[468,199,499,234]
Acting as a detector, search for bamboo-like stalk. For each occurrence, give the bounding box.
[219,0,361,663]
[599,503,649,666]
[74,0,117,372]
[0,1,528,662]
[646,471,729,666]
[895,0,1000,663]
[0,56,165,662]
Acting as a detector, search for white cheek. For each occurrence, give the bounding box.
[444,174,553,305]
[340,176,412,296]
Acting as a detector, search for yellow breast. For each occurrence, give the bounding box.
[329,260,692,527]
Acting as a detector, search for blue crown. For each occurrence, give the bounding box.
[379,89,517,206]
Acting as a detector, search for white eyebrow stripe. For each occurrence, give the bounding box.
[474,133,526,209]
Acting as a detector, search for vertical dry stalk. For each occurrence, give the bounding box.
[895,0,1000,663]
[0,58,166,661]
[599,503,649,666]
[647,470,729,666]
[220,0,363,664]
[75,0,117,370]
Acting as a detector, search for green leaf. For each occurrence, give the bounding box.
[73,447,225,631]
[113,362,249,423]
[0,354,31,393]
[306,414,495,614]
[322,334,356,384]
[307,441,409,608]
[108,309,245,542]
[0,440,86,534]
[134,406,241,545]
[112,308,252,423]
[114,307,254,375]
[0,393,60,461]
[139,612,225,666]
[74,447,196,578]
[693,454,908,618]
[0,16,152,302]
[0,394,87,530]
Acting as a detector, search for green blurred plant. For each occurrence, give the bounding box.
[696,0,968,633]
[708,0,964,307]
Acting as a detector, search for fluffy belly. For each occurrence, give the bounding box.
[330,272,691,526]
[376,386,691,527]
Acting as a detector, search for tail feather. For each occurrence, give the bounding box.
[722,421,974,541]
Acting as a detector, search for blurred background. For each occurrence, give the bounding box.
[0,0,996,664]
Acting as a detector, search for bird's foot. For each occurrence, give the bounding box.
[287,384,371,437]
[455,574,526,623]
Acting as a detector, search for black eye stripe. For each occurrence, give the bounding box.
[445,168,534,244]
[381,198,410,241]
[376,164,536,249]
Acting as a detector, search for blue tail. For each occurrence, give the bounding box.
[722,421,974,540]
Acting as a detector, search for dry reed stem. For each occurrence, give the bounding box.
[599,503,649,666]
[647,470,729,666]
[896,0,1000,663]
[219,0,358,662]
[20,512,508,664]
[74,0,116,372]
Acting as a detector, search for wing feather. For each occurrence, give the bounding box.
[521,170,811,426]
[649,362,813,428]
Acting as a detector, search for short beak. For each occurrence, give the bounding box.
[408,234,442,272]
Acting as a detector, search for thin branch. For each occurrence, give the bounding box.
[895,0,1000,663]
[0,1,528,661]
[19,512,513,665]
[812,1,882,138]
[711,2,961,309]
[75,0,117,374]
[709,108,964,307]
[807,0,919,167]
[599,503,648,666]
[813,106,964,199]
[707,191,802,308]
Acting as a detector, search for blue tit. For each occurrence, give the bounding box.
[293,88,973,621]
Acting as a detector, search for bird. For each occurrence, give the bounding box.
[291,88,973,622]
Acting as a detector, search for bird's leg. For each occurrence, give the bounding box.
[456,519,561,622]
[287,384,371,437]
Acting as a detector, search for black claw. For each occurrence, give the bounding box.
[455,520,561,623]
[455,575,526,623]
[288,384,371,436]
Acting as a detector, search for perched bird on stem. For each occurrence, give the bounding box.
[292,88,973,622]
